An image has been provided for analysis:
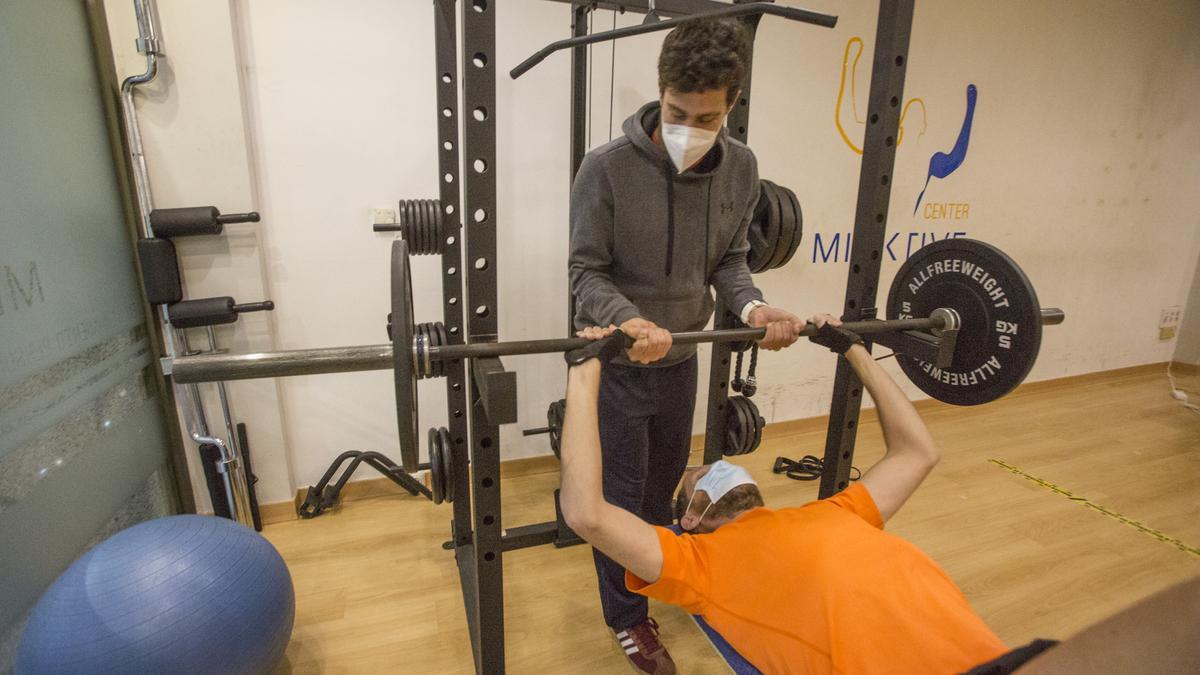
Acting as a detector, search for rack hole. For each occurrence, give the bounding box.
[481,475,493,486]
[446,236,456,246]
[473,208,488,223]
[851,388,860,397]
[473,52,488,68]
[443,140,453,151]
[444,173,454,183]
[475,305,490,318]
[472,0,487,12]
[847,420,856,429]
[852,264,861,274]
[441,73,452,84]
[441,107,453,118]
[885,136,895,147]
[483,515,494,525]
[890,96,898,107]
[474,257,488,271]
[895,55,904,66]
[473,158,488,174]
[870,113,879,124]
[449,296,458,305]
[473,107,488,121]
[447,266,457,276]
[881,174,890,186]
[875,213,883,223]
[848,299,857,309]
[484,551,495,561]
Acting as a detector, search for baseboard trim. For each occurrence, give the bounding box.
[257,362,1173,525]
[1171,361,1199,377]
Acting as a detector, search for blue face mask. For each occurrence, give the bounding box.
[684,461,757,529]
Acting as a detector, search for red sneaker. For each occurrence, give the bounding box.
[614,618,676,674]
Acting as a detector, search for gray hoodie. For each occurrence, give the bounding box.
[569,100,765,367]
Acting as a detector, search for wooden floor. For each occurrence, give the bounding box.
[264,365,1200,674]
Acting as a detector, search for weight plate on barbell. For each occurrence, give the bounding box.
[886,238,1042,406]
[392,239,420,471]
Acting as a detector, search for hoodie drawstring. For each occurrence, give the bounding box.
[664,163,675,276]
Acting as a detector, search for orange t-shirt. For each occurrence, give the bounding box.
[626,483,1007,674]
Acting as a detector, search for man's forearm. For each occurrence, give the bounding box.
[844,346,938,461]
[559,361,605,526]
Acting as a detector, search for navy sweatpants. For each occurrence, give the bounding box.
[592,355,697,631]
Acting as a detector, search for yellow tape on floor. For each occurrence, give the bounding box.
[989,459,1200,558]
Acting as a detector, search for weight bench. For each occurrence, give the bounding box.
[667,525,762,675]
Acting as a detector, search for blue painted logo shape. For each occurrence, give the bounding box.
[914,84,977,214]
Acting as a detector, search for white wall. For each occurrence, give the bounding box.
[107,0,1200,500]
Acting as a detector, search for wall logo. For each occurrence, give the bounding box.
[835,37,926,155]
[833,37,978,217]
[914,84,977,214]
[815,39,981,264]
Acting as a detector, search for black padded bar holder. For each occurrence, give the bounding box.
[150,206,261,238]
[511,2,837,79]
[137,237,182,306]
[168,296,275,329]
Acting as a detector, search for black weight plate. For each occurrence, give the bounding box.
[762,180,791,271]
[887,238,1042,406]
[438,427,454,504]
[392,240,420,471]
[429,427,444,504]
[741,396,759,455]
[726,397,745,456]
[424,199,437,253]
[725,396,750,456]
[761,180,788,271]
[749,398,765,454]
[402,201,417,251]
[434,198,448,253]
[776,184,804,269]
[433,322,448,378]
[745,181,775,273]
[547,399,565,459]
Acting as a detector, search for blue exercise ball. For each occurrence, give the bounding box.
[16,514,294,675]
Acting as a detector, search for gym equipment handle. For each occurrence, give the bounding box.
[169,308,1063,384]
[510,3,838,80]
[233,300,275,314]
[217,211,261,225]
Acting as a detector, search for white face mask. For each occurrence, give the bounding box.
[661,122,719,173]
[683,460,757,529]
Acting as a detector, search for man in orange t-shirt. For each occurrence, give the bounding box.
[560,316,1019,673]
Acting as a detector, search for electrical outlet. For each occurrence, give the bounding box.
[1159,306,1181,341]
[372,207,397,226]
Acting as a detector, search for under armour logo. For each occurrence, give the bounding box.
[718,201,736,215]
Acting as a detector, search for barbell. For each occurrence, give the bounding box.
[169,238,1064,472]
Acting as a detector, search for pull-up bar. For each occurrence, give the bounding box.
[510,2,838,79]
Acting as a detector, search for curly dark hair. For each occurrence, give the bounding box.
[658,18,751,105]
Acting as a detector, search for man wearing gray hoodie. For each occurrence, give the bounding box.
[568,18,804,674]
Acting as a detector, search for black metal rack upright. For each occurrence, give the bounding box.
[817,0,914,498]
[430,1,912,671]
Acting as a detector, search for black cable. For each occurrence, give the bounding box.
[772,455,862,483]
